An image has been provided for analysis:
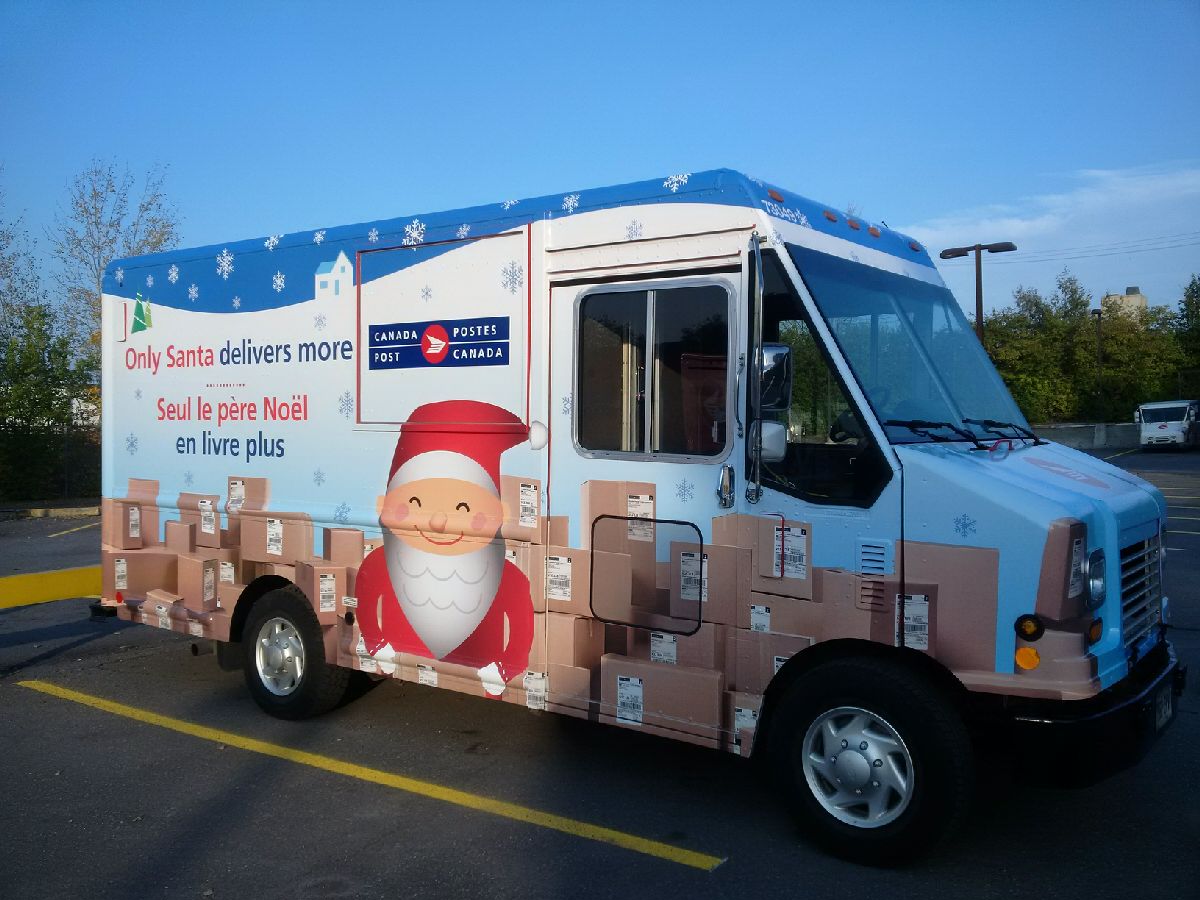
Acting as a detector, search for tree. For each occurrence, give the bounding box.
[48,160,181,359]
[1176,274,1200,393]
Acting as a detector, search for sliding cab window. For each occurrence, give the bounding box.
[577,284,730,459]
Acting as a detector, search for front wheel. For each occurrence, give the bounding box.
[769,657,973,864]
[242,586,349,719]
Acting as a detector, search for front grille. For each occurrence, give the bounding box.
[1120,534,1162,651]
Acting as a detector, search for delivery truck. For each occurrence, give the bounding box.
[100,169,1185,862]
[1135,399,1198,449]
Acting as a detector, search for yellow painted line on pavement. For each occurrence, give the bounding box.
[0,566,102,609]
[1103,448,1137,460]
[47,520,100,538]
[16,680,725,872]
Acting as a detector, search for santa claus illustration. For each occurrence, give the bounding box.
[354,399,534,696]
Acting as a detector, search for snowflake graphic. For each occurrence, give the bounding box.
[168,264,179,284]
[749,175,765,187]
[313,468,327,487]
[501,261,524,295]
[420,286,433,302]
[626,220,644,240]
[663,173,691,193]
[216,248,234,280]
[183,471,194,488]
[313,229,326,245]
[145,274,154,288]
[314,313,328,330]
[771,228,785,247]
[456,224,471,240]
[561,394,573,416]
[561,193,580,214]
[675,478,695,503]
[187,283,199,302]
[798,212,812,229]
[367,227,379,243]
[337,390,354,419]
[134,388,142,400]
[954,514,977,538]
[125,433,138,456]
[501,199,519,211]
[264,234,281,251]
[232,296,242,310]
[114,267,124,285]
[402,218,426,246]
[272,271,285,293]
[333,502,351,525]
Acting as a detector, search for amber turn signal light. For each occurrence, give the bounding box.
[1015,614,1044,641]
[1015,647,1041,670]
[1088,618,1104,644]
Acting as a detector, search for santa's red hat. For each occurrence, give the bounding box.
[387,400,528,494]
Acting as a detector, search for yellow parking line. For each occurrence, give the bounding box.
[1103,449,1136,460]
[47,520,100,538]
[1169,516,1200,521]
[0,566,102,609]
[16,679,725,872]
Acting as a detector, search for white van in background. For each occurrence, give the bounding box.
[1135,400,1199,449]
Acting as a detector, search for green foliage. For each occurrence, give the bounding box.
[984,269,1196,423]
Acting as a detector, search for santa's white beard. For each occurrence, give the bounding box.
[383,532,505,660]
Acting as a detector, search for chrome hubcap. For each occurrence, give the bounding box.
[801,705,913,828]
[255,617,304,696]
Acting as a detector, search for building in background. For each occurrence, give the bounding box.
[1103,285,1149,314]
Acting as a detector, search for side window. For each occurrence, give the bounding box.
[757,253,890,506]
[577,284,729,458]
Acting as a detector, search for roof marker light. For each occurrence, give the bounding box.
[848,219,861,231]
[909,241,922,252]
[868,226,881,238]
[768,189,784,202]
[823,210,838,222]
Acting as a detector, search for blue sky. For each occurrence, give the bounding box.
[2,0,1198,313]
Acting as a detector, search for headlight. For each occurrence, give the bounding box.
[1086,548,1106,610]
[1068,537,1086,599]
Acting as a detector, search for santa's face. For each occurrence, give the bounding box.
[378,477,506,552]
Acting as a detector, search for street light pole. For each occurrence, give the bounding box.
[1092,307,1103,418]
[939,241,1017,343]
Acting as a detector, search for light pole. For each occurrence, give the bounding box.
[1091,307,1103,419]
[939,242,1017,342]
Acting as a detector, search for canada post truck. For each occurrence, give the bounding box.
[1135,399,1198,449]
[100,169,1185,861]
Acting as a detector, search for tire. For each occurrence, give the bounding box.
[768,657,973,865]
[242,585,350,719]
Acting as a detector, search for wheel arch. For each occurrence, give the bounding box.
[751,638,971,761]
[228,574,292,643]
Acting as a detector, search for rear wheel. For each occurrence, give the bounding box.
[242,586,349,719]
[769,656,972,864]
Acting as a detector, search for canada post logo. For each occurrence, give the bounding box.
[368,316,510,370]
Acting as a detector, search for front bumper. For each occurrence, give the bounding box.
[989,640,1186,783]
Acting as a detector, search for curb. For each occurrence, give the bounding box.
[0,566,102,609]
[0,505,100,521]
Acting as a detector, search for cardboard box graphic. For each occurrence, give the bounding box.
[322,527,364,567]
[627,621,727,670]
[547,663,598,719]
[505,541,546,613]
[165,520,195,555]
[816,568,900,645]
[110,499,144,550]
[543,546,633,618]
[142,588,182,630]
[727,629,812,694]
[737,592,823,638]
[581,480,657,606]
[125,478,161,545]
[177,554,220,611]
[600,654,723,741]
[295,559,348,626]
[103,548,178,601]
[178,492,223,549]
[724,691,763,756]
[226,476,269,513]
[257,562,296,581]
[217,581,244,612]
[500,475,545,544]
[668,542,752,627]
[546,612,606,670]
[239,509,314,563]
[901,542,998,671]
[712,513,813,599]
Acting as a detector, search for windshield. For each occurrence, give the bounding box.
[1140,405,1187,423]
[788,244,1028,444]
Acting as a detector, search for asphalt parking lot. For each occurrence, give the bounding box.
[1,449,1197,899]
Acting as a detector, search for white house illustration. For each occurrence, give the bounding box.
[314,250,353,301]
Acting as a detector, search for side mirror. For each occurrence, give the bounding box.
[751,421,788,463]
[760,343,792,413]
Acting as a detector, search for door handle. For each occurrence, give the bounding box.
[717,464,735,508]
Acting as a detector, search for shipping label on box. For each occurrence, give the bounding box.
[266,518,283,556]
[679,551,708,603]
[198,499,217,536]
[896,593,930,651]
[219,561,236,584]
[128,505,141,539]
[228,478,245,512]
[626,494,655,542]
[772,525,808,579]
[546,554,573,602]
[616,675,643,724]
[114,558,128,590]
[650,631,677,665]
[318,573,337,614]
[518,482,538,528]
[523,672,547,710]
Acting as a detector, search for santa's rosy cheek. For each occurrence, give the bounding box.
[390,504,409,522]
[471,512,488,532]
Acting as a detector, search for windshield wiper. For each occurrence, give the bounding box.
[884,419,986,450]
[962,417,1046,445]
